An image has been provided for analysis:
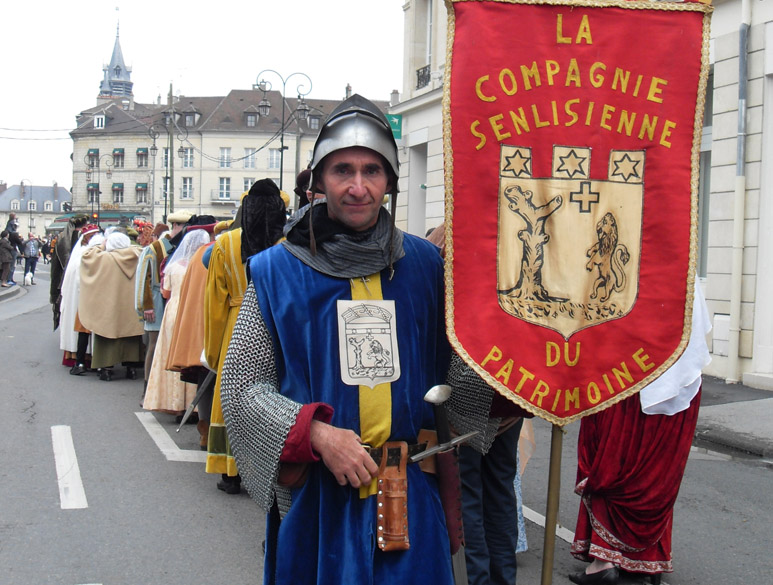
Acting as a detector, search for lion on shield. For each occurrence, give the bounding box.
[585,212,630,303]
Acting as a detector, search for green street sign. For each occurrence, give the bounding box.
[387,114,402,139]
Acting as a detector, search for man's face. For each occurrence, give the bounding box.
[170,223,184,237]
[319,147,391,232]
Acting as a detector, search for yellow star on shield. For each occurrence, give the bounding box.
[556,149,587,178]
[611,153,641,182]
[502,149,531,177]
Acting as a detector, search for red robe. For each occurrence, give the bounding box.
[571,389,701,574]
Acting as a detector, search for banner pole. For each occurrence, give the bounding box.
[540,423,564,585]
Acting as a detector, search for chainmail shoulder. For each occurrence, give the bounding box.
[445,353,501,454]
[220,282,303,513]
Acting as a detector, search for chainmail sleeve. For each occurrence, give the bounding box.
[445,352,501,454]
[220,281,303,512]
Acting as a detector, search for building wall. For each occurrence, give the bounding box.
[703,0,773,388]
[71,125,320,225]
[394,0,449,236]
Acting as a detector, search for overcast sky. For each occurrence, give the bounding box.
[1,1,404,189]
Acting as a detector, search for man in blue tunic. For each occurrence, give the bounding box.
[220,95,454,585]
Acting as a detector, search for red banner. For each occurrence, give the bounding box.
[444,0,712,424]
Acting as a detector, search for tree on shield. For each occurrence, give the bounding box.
[500,184,564,301]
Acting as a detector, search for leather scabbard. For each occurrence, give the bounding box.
[435,449,465,555]
[376,441,410,552]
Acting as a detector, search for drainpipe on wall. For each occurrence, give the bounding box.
[727,0,752,383]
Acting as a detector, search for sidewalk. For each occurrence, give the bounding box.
[0,280,27,301]
[696,375,773,459]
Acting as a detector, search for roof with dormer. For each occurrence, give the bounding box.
[0,184,72,212]
[73,90,387,139]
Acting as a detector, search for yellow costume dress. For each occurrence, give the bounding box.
[143,261,196,413]
[204,228,246,476]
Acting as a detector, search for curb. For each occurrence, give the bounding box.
[0,285,25,301]
[694,425,773,459]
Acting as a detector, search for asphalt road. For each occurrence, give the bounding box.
[2,265,771,585]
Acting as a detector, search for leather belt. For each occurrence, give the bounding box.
[366,442,427,467]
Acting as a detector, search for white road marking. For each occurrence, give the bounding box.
[51,425,88,509]
[522,505,575,544]
[135,412,207,463]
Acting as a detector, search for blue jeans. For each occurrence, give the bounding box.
[8,250,18,281]
[24,256,38,277]
[460,419,524,585]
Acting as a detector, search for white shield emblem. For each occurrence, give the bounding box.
[337,300,401,389]
[497,145,644,339]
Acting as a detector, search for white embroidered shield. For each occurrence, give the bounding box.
[337,300,401,389]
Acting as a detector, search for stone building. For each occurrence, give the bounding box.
[0,182,72,237]
[71,33,378,224]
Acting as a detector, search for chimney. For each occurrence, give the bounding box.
[53,182,59,200]
[345,84,352,99]
[390,90,400,107]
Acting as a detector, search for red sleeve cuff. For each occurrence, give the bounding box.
[280,402,334,463]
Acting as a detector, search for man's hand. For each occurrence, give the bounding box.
[310,420,379,488]
[143,309,155,323]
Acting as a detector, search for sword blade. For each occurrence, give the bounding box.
[175,370,216,432]
[408,431,479,463]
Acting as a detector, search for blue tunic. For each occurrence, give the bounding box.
[248,234,453,585]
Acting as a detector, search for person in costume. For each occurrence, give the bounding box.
[166,223,217,449]
[203,179,287,495]
[134,215,188,400]
[142,229,209,415]
[428,221,531,585]
[568,280,712,585]
[219,95,454,585]
[50,214,88,330]
[60,224,102,375]
[78,230,145,381]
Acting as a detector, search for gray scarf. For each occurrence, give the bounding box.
[282,206,404,279]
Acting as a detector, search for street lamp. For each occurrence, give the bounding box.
[148,115,188,224]
[254,69,313,191]
[20,179,33,235]
[83,152,114,228]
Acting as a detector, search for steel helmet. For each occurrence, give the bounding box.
[310,94,399,193]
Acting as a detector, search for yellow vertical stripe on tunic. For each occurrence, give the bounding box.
[350,273,391,498]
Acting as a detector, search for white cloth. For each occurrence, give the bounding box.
[59,233,106,354]
[640,278,711,415]
[59,238,87,353]
[105,232,130,252]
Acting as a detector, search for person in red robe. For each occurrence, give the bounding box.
[569,281,711,585]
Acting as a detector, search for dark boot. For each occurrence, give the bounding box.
[197,420,210,451]
[69,363,87,376]
[217,474,241,495]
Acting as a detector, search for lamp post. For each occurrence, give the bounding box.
[20,179,33,235]
[83,153,114,228]
[148,116,188,224]
[255,69,312,191]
